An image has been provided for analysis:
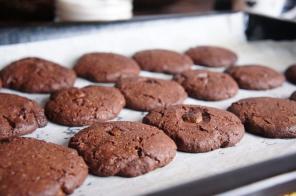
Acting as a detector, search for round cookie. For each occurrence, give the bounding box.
[0,137,88,195]
[225,65,284,90]
[132,49,193,74]
[185,46,237,68]
[116,77,187,111]
[285,64,296,84]
[0,57,76,93]
[45,85,125,126]
[143,105,244,153]
[228,97,296,138]
[69,121,177,177]
[174,70,238,101]
[74,52,140,83]
[0,93,47,140]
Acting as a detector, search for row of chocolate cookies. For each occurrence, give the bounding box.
[0,46,293,94]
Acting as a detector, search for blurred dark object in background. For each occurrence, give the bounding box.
[0,0,55,22]
[133,0,178,10]
[134,0,214,15]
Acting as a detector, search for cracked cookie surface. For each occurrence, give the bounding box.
[69,121,176,177]
[74,52,140,83]
[116,77,187,111]
[143,105,244,153]
[45,85,125,126]
[228,97,296,138]
[0,137,88,196]
[0,93,47,140]
[225,65,284,90]
[132,49,193,74]
[174,70,238,101]
[185,46,237,68]
[0,57,76,93]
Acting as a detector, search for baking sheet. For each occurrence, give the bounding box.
[1,13,296,196]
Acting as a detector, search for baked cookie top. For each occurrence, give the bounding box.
[0,57,76,93]
[69,121,177,177]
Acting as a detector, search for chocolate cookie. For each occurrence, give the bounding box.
[285,64,296,84]
[143,105,244,153]
[174,70,238,101]
[69,121,176,177]
[0,137,88,195]
[0,93,47,140]
[74,52,140,83]
[132,49,193,74]
[116,77,187,111]
[0,57,76,93]
[290,91,296,101]
[225,65,284,90]
[45,85,125,126]
[185,46,237,67]
[228,97,296,138]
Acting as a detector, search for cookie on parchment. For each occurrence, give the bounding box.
[133,49,193,74]
[143,105,244,153]
[174,70,238,101]
[185,46,237,68]
[290,91,296,101]
[0,137,88,196]
[74,52,140,83]
[45,85,125,126]
[0,57,76,93]
[69,121,177,177]
[228,97,296,138]
[116,76,187,111]
[285,64,296,84]
[0,93,47,140]
[225,65,284,90]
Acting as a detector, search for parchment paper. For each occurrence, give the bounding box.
[0,13,296,196]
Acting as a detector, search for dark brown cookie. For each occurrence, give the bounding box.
[290,91,296,101]
[0,137,88,195]
[116,77,187,111]
[45,85,125,126]
[74,52,140,83]
[0,57,76,93]
[228,97,296,138]
[143,105,244,153]
[185,46,237,67]
[174,70,238,101]
[0,93,47,140]
[132,49,193,74]
[225,65,285,90]
[285,64,296,84]
[69,121,176,177]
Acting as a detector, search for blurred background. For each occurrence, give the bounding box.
[0,0,295,23]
